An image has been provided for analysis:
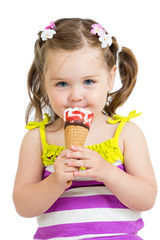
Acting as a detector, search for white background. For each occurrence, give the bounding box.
[1,0,160,239]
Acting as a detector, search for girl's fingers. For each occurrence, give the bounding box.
[58,148,72,158]
[66,150,90,160]
[67,159,91,168]
[64,165,79,172]
[74,169,91,178]
[70,145,90,152]
[59,146,91,160]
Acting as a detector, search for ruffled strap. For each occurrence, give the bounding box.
[26,113,51,130]
[107,110,142,141]
[26,113,51,148]
[107,110,141,124]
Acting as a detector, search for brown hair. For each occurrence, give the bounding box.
[26,18,138,123]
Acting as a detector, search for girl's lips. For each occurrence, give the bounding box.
[67,106,88,109]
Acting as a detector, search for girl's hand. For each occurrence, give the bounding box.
[53,148,79,189]
[66,146,109,182]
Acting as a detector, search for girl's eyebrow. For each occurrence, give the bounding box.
[50,77,66,81]
[82,74,100,79]
[50,75,100,81]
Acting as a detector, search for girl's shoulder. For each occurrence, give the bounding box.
[25,115,64,147]
[25,126,40,140]
[22,127,42,153]
[121,120,145,142]
[120,121,149,165]
[107,110,143,141]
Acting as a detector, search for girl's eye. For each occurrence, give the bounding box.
[57,82,68,87]
[84,79,94,85]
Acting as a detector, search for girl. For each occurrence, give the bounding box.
[13,18,157,240]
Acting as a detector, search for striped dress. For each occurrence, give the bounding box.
[26,111,144,240]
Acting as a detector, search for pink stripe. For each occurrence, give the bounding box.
[45,195,127,213]
[34,219,144,239]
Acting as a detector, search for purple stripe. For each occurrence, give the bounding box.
[117,164,125,171]
[68,180,105,188]
[34,219,144,239]
[45,195,127,213]
[43,169,51,179]
[83,235,143,240]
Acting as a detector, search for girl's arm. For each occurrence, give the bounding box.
[66,122,157,211]
[13,129,76,218]
[107,121,157,211]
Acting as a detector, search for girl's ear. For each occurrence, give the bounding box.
[108,65,117,91]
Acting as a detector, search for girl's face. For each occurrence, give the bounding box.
[44,47,116,120]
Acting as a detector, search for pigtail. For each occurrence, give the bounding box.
[106,46,138,116]
[25,39,48,124]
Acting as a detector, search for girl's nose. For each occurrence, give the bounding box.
[69,87,83,102]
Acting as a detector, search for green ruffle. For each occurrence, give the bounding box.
[87,138,123,164]
[42,145,65,165]
[42,137,123,166]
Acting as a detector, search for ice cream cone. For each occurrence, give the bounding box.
[64,107,94,149]
[64,108,94,184]
[65,124,89,149]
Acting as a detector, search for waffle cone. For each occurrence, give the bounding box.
[65,125,89,149]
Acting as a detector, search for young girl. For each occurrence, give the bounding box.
[13,18,157,240]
